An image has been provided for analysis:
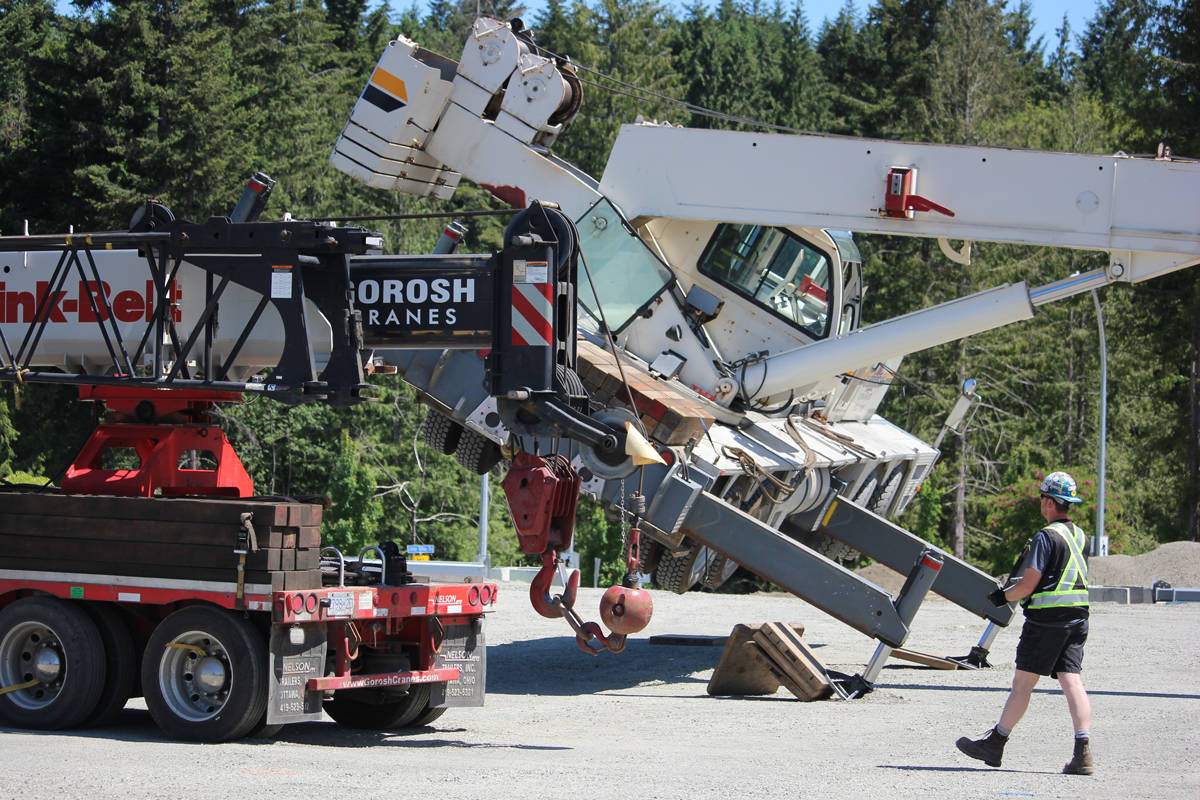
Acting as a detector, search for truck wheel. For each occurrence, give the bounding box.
[324,682,432,730]
[81,603,136,727]
[779,517,855,563]
[703,554,740,590]
[869,467,906,516]
[422,409,463,455]
[0,596,106,730]
[455,430,502,475]
[654,542,714,594]
[142,606,268,742]
[638,539,665,575]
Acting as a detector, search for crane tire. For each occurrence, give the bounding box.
[455,430,502,475]
[638,539,665,575]
[422,409,463,456]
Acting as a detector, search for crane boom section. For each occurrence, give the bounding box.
[600,124,1200,283]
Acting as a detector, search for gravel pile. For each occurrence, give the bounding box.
[1088,540,1200,588]
[855,540,1200,592]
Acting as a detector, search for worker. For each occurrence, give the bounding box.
[955,471,1094,775]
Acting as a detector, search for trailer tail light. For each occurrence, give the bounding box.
[481,585,492,605]
[468,586,480,606]
[305,593,319,614]
[290,595,305,614]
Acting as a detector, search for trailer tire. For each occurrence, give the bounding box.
[0,596,106,730]
[142,606,269,742]
[422,409,463,456]
[408,703,447,727]
[81,603,136,727]
[455,430,503,475]
[324,682,432,730]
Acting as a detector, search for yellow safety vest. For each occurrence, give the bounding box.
[1026,521,1090,609]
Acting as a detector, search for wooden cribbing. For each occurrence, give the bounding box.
[575,338,717,445]
[0,490,324,590]
[707,622,817,698]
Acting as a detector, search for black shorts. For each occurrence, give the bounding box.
[1015,618,1088,677]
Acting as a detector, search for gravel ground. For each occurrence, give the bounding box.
[1,585,1196,800]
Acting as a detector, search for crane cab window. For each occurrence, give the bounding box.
[575,199,675,333]
[697,224,833,339]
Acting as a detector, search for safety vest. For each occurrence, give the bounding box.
[1026,521,1090,609]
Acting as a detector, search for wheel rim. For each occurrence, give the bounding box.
[0,621,66,710]
[157,630,234,722]
[687,546,713,587]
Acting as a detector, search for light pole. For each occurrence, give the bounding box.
[1092,289,1108,557]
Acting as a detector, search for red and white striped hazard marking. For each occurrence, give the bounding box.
[511,282,554,346]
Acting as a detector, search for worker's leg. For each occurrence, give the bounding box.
[998,669,1040,731]
[1057,671,1091,733]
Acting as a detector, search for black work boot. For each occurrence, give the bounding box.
[956,727,1008,767]
[1063,737,1094,775]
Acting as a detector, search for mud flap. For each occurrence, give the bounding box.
[429,618,486,708]
[266,623,327,725]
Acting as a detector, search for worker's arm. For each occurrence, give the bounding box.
[1004,565,1042,602]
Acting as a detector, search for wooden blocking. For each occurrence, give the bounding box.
[246,570,324,592]
[752,622,833,701]
[891,647,959,670]
[707,622,810,698]
[708,624,781,696]
[260,525,320,549]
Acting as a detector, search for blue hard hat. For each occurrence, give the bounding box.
[1040,471,1082,504]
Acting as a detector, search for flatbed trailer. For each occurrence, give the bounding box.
[0,490,493,741]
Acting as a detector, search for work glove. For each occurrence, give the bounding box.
[987,588,1009,607]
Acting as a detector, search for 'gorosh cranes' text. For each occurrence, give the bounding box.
[352,277,475,326]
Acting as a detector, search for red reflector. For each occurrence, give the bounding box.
[248,179,265,193]
[660,450,675,466]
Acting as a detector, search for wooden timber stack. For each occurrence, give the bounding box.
[0,490,324,591]
[575,337,718,446]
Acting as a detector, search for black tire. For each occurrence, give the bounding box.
[455,430,502,475]
[81,603,137,727]
[408,703,448,727]
[638,538,665,575]
[654,542,714,594]
[870,467,906,516]
[0,597,106,730]
[703,554,740,590]
[780,517,855,563]
[246,713,284,740]
[324,682,432,730]
[422,409,463,455]
[141,606,269,742]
